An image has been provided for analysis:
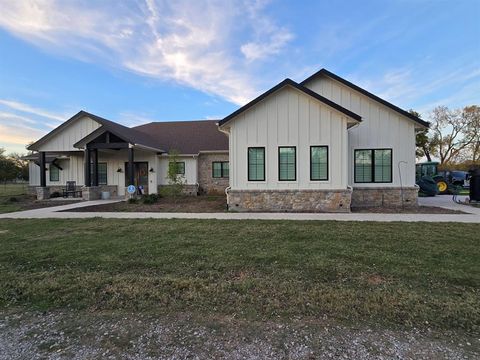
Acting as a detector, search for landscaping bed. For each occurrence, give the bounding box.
[65,195,227,212]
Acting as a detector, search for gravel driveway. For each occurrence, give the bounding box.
[1,311,478,360]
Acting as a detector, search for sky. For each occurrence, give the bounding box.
[0,0,479,154]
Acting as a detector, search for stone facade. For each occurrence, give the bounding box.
[197,152,229,195]
[35,187,50,200]
[82,186,101,200]
[351,186,419,208]
[227,189,352,212]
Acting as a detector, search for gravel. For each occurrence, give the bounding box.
[0,311,478,360]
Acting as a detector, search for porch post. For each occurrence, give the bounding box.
[84,149,91,186]
[91,148,98,187]
[39,151,46,187]
[128,147,134,186]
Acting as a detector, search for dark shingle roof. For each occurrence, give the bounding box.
[133,120,228,154]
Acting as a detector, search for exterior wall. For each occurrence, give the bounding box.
[35,116,102,152]
[303,76,417,187]
[351,187,419,208]
[227,189,351,212]
[29,154,85,187]
[197,152,229,195]
[157,155,198,186]
[227,86,349,191]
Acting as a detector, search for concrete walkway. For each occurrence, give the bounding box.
[0,196,479,222]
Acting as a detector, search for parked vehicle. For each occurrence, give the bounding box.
[415,162,470,195]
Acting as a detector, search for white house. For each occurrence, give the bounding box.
[219,69,428,212]
[27,69,428,211]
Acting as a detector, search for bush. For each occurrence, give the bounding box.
[8,196,18,202]
[142,194,160,204]
[50,191,62,198]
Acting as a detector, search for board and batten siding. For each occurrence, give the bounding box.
[303,76,417,187]
[157,156,198,186]
[29,154,85,186]
[228,86,349,190]
[35,116,102,152]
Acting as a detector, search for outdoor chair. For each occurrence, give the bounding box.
[62,181,82,198]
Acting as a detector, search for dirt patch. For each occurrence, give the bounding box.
[351,206,466,214]
[65,195,227,213]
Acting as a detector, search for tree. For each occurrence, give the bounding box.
[463,105,480,164]
[429,105,476,165]
[0,148,19,184]
[165,149,185,199]
[411,110,436,161]
[9,152,29,181]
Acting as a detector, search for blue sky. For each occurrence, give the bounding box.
[0,0,479,153]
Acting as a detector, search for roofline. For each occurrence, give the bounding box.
[301,68,430,128]
[218,78,362,127]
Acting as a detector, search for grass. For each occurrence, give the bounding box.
[0,219,478,332]
[0,183,28,197]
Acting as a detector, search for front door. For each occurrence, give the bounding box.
[125,162,149,193]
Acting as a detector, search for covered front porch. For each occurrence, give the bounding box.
[32,130,163,200]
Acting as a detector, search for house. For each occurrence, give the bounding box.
[219,69,428,212]
[27,68,428,211]
[27,111,229,199]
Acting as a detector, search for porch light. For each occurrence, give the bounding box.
[149,167,155,173]
[117,167,123,173]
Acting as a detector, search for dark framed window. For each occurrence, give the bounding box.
[310,146,328,181]
[49,165,59,182]
[212,161,229,178]
[91,163,107,185]
[248,147,265,181]
[278,146,296,181]
[169,161,185,175]
[354,149,392,183]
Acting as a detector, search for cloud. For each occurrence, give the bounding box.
[0,0,294,105]
[0,99,66,122]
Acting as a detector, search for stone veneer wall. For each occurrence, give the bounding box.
[351,187,419,208]
[197,152,229,195]
[227,189,352,212]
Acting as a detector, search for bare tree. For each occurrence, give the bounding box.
[463,105,480,164]
[430,106,476,165]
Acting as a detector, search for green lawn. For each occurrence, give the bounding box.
[0,219,478,332]
[0,183,28,197]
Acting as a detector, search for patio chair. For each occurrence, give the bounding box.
[63,181,82,198]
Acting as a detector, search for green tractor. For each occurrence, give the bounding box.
[416,161,468,196]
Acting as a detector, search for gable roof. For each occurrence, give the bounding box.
[301,68,430,128]
[28,110,163,152]
[133,120,228,154]
[218,78,362,127]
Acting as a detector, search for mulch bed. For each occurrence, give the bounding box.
[351,206,467,214]
[66,195,227,213]
[1,195,82,212]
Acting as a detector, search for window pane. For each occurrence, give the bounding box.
[169,161,185,175]
[279,147,296,181]
[374,150,392,182]
[311,146,328,180]
[355,150,372,183]
[212,162,222,178]
[98,163,107,185]
[222,162,229,178]
[248,148,265,181]
[49,165,59,181]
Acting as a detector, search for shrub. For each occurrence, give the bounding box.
[8,196,18,202]
[142,194,160,204]
[50,191,62,198]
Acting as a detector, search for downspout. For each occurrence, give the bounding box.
[398,161,407,209]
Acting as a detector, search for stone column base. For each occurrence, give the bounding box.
[351,186,419,208]
[227,189,352,212]
[36,187,50,200]
[82,186,101,201]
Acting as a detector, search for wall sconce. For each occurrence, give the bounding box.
[117,167,123,173]
[149,167,155,173]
